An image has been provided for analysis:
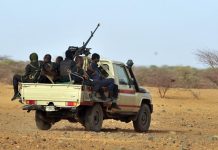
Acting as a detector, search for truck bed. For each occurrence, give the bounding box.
[21,83,82,107]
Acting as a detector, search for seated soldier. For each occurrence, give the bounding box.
[56,56,63,65]
[88,53,120,109]
[38,54,58,83]
[73,56,107,100]
[59,50,77,82]
[73,56,89,84]
[60,55,88,84]
[11,53,41,101]
[55,56,63,82]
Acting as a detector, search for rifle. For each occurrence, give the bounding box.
[68,23,100,57]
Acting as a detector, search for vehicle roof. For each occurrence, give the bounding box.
[100,58,125,65]
[81,55,126,65]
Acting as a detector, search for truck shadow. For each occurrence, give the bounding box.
[52,126,186,134]
[101,129,186,134]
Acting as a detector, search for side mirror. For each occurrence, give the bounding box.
[126,59,134,68]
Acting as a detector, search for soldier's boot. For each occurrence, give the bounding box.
[19,99,23,104]
[11,92,21,101]
[91,91,99,101]
[111,102,121,110]
[108,91,115,101]
[99,92,107,100]
[109,91,120,110]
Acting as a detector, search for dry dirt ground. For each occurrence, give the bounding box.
[0,83,218,150]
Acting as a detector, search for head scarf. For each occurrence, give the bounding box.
[29,53,39,67]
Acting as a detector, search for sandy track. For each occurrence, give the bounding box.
[0,84,218,150]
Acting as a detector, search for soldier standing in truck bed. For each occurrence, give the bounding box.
[11,52,41,101]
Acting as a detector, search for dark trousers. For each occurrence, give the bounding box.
[13,74,22,94]
[59,74,83,83]
[38,75,52,83]
[93,78,114,92]
[72,75,84,84]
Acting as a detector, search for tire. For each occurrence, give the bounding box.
[133,104,151,132]
[68,118,77,123]
[84,104,103,132]
[78,117,85,127]
[77,110,86,127]
[35,110,52,130]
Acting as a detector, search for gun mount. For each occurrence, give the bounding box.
[68,23,100,57]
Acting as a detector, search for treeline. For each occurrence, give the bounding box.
[0,56,218,89]
[134,65,218,89]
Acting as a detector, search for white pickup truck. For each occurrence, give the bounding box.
[21,58,153,132]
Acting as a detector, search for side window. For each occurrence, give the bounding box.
[102,64,109,71]
[115,65,130,85]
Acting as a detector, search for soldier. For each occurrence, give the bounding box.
[55,56,63,81]
[74,56,88,78]
[59,50,77,82]
[38,54,58,83]
[55,56,63,65]
[11,52,41,101]
[88,53,120,109]
[72,56,94,84]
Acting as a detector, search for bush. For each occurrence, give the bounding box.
[134,65,216,89]
[0,57,26,84]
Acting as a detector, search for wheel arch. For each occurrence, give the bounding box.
[140,99,153,113]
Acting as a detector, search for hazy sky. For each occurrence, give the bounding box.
[0,0,218,68]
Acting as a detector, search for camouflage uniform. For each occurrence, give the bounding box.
[59,58,77,82]
[11,53,41,100]
[39,61,59,83]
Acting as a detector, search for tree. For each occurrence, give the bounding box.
[150,67,175,98]
[196,50,218,68]
[0,55,10,61]
[196,49,218,87]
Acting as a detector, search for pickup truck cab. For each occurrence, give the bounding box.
[21,58,153,132]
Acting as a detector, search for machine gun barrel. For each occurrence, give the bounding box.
[69,23,100,57]
[82,23,100,48]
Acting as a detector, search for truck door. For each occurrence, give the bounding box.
[114,64,138,112]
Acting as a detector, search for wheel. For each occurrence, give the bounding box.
[68,118,77,123]
[77,109,86,127]
[133,104,151,132]
[120,117,131,123]
[78,117,85,127]
[84,104,103,132]
[35,110,52,130]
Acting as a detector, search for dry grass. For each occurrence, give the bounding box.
[0,59,26,84]
[0,84,218,149]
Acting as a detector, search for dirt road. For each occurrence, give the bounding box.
[0,84,218,150]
